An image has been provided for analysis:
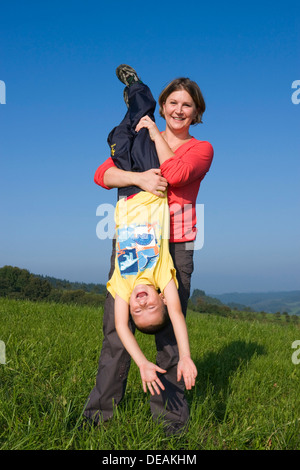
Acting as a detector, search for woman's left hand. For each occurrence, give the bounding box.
[135,115,160,141]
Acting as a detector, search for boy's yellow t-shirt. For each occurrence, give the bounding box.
[107,191,178,304]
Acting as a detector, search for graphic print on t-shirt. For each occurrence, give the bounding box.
[117,223,160,277]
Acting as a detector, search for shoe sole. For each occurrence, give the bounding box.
[116,64,139,86]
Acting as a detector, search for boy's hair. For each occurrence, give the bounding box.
[131,305,170,335]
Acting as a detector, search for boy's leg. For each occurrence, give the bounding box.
[128,82,160,173]
[108,82,159,172]
[83,240,135,424]
[108,68,159,199]
[150,242,194,434]
[107,108,134,173]
[108,84,159,199]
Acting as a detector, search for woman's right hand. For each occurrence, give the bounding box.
[136,168,168,197]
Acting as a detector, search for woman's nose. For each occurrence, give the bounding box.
[175,105,183,114]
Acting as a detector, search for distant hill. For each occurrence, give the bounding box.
[189,289,253,315]
[190,289,224,306]
[210,291,300,315]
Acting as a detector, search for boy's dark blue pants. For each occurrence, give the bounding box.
[107,82,160,199]
[83,83,192,433]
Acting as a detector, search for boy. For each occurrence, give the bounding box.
[107,65,197,396]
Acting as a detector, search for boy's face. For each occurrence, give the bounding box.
[129,284,166,329]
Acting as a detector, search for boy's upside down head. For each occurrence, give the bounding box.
[129,283,170,334]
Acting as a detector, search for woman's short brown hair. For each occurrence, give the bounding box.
[158,77,206,125]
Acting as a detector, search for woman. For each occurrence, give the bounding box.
[84,66,214,435]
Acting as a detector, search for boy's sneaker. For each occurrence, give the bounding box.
[116,64,142,87]
[123,88,129,108]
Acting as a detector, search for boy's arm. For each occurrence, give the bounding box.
[163,279,198,389]
[114,295,166,395]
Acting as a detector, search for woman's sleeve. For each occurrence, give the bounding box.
[94,157,116,189]
[160,141,214,187]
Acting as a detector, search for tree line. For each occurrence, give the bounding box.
[1,266,299,324]
[0,266,105,307]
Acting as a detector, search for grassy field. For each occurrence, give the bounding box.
[0,297,300,450]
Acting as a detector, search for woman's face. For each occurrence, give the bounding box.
[163,89,197,133]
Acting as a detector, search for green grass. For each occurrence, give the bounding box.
[0,297,300,450]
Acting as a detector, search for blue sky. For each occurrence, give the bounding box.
[0,0,299,294]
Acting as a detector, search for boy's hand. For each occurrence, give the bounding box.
[139,361,166,395]
[177,357,198,390]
